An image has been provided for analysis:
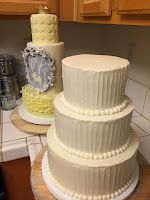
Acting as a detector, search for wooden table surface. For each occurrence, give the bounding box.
[31,147,150,200]
[10,107,49,135]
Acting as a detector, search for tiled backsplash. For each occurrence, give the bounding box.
[1,109,46,164]
[126,78,150,164]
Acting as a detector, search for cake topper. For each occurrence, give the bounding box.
[37,5,50,14]
[22,47,55,92]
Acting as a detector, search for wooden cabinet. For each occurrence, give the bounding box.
[78,0,150,26]
[0,0,58,15]
[59,0,77,21]
[118,0,150,14]
[1,0,150,25]
[80,0,112,16]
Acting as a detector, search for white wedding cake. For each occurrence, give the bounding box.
[45,54,139,199]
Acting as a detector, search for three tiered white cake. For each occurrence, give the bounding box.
[45,54,139,200]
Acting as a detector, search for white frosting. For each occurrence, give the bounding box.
[62,54,129,111]
[45,156,134,200]
[47,128,139,198]
[62,54,129,71]
[53,125,132,159]
[54,92,133,154]
[44,54,139,199]
[62,93,129,116]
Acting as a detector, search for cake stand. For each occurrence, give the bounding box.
[31,147,150,200]
[18,104,55,125]
[11,106,50,135]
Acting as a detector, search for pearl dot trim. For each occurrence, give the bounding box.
[62,95,129,116]
[46,161,134,200]
[54,130,131,160]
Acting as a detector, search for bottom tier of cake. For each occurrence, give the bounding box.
[22,84,60,117]
[47,127,139,200]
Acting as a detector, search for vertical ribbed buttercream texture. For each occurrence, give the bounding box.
[54,94,133,154]
[47,127,138,198]
[63,65,128,111]
[46,54,139,200]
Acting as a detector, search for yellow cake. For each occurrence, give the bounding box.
[31,14,59,44]
[22,84,57,117]
[22,12,64,118]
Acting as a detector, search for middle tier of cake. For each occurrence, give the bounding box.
[22,41,64,118]
[51,92,134,158]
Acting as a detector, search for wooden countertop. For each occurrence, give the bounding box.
[31,147,150,200]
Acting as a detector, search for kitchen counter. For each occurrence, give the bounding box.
[0,100,47,165]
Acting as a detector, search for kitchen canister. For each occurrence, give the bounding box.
[0,93,16,110]
[0,54,14,76]
[1,75,21,99]
[0,77,3,94]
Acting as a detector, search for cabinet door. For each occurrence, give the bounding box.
[80,0,112,16]
[0,0,58,15]
[118,0,150,14]
[59,0,77,21]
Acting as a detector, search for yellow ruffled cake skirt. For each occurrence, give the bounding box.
[22,84,58,117]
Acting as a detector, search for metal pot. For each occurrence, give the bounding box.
[0,54,14,76]
[1,75,21,99]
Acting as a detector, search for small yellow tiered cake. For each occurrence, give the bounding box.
[21,9,64,122]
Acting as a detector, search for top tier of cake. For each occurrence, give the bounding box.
[62,54,129,113]
[31,14,58,45]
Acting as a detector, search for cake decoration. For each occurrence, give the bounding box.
[37,5,50,14]
[61,93,129,116]
[22,84,57,117]
[22,47,55,92]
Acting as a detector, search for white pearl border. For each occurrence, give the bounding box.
[54,130,131,160]
[46,159,134,200]
[62,95,129,116]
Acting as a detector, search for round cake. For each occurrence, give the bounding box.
[21,12,64,122]
[45,54,139,199]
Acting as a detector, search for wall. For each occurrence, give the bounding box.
[0,20,104,86]
[0,19,30,86]
[101,25,150,164]
[0,19,150,163]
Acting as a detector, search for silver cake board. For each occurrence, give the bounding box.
[18,104,55,125]
[42,152,139,200]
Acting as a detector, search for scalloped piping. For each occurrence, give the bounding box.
[46,160,134,200]
[61,95,129,116]
[54,130,131,160]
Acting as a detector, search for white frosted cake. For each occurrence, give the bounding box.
[21,13,64,121]
[45,54,139,200]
